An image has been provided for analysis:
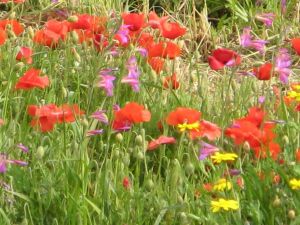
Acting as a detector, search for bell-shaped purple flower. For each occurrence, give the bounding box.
[91,110,108,124]
[86,129,104,137]
[0,154,27,173]
[240,27,268,53]
[255,13,275,27]
[198,142,219,160]
[97,69,116,96]
[121,56,140,92]
[275,48,291,84]
[17,143,29,153]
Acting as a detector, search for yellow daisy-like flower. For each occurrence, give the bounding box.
[211,198,239,213]
[287,91,300,102]
[211,152,238,164]
[213,178,232,191]
[289,178,300,190]
[177,122,200,132]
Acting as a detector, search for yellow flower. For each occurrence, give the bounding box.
[213,178,232,191]
[287,91,300,102]
[211,198,239,213]
[289,178,300,190]
[177,122,200,132]
[211,152,238,164]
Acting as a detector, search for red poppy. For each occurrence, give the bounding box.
[163,73,180,89]
[122,13,145,31]
[166,107,201,126]
[16,47,33,64]
[112,102,151,131]
[137,32,154,48]
[45,19,70,39]
[33,20,70,47]
[122,177,131,189]
[291,38,300,55]
[15,68,49,90]
[148,11,168,29]
[253,63,273,80]
[0,0,25,2]
[203,183,213,192]
[28,104,84,132]
[160,21,186,39]
[190,120,221,141]
[148,41,181,59]
[148,57,164,74]
[69,14,106,33]
[296,149,300,162]
[0,29,6,45]
[0,19,24,35]
[208,48,241,70]
[147,136,176,151]
[93,33,109,51]
[33,29,61,47]
[74,29,94,43]
[225,107,281,160]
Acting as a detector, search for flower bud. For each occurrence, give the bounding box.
[15,62,25,70]
[81,117,89,127]
[288,210,296,220]
[9,12,16,19]
[243,141,251,152]
[272,196,281,207]
[68,15,79,22]
[179,212,188,225]
[36,146,45,159]
[144,178,154,191]
[62,86,68,98]
[27,26,35,39]
[185,162,195,176]
[136,151,144,160]
[113,149,120,158]
[115,133,123,143]
[283,135,289,145]
[170,159,181,188]
[135,135,143,146]
[122,153,130,166]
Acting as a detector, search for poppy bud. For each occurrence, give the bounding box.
[81,117,89,127]
[61,87,68,98]
[272,196,281,207]
[135,151,144,160]
[7,25,16,39]
[68,15,79,22]
[144,178,154,191]
[113,149,120,158]
[122,153,130,166]
[115,133,123,143]
[15,62,25,70]
[71,31,79,44]
[185,162,195,176]
[283,135,289,145]
[9,12,16,19]
[27,26,35,39]
[36,146,45,159]
[243,141,251,152]
[170,159,181,188]
[179,212,188,225]
[135,135,143,146]
[288,210,296,219]
[150,69,157,82]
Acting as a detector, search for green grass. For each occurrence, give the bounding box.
[0,0,300,224]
